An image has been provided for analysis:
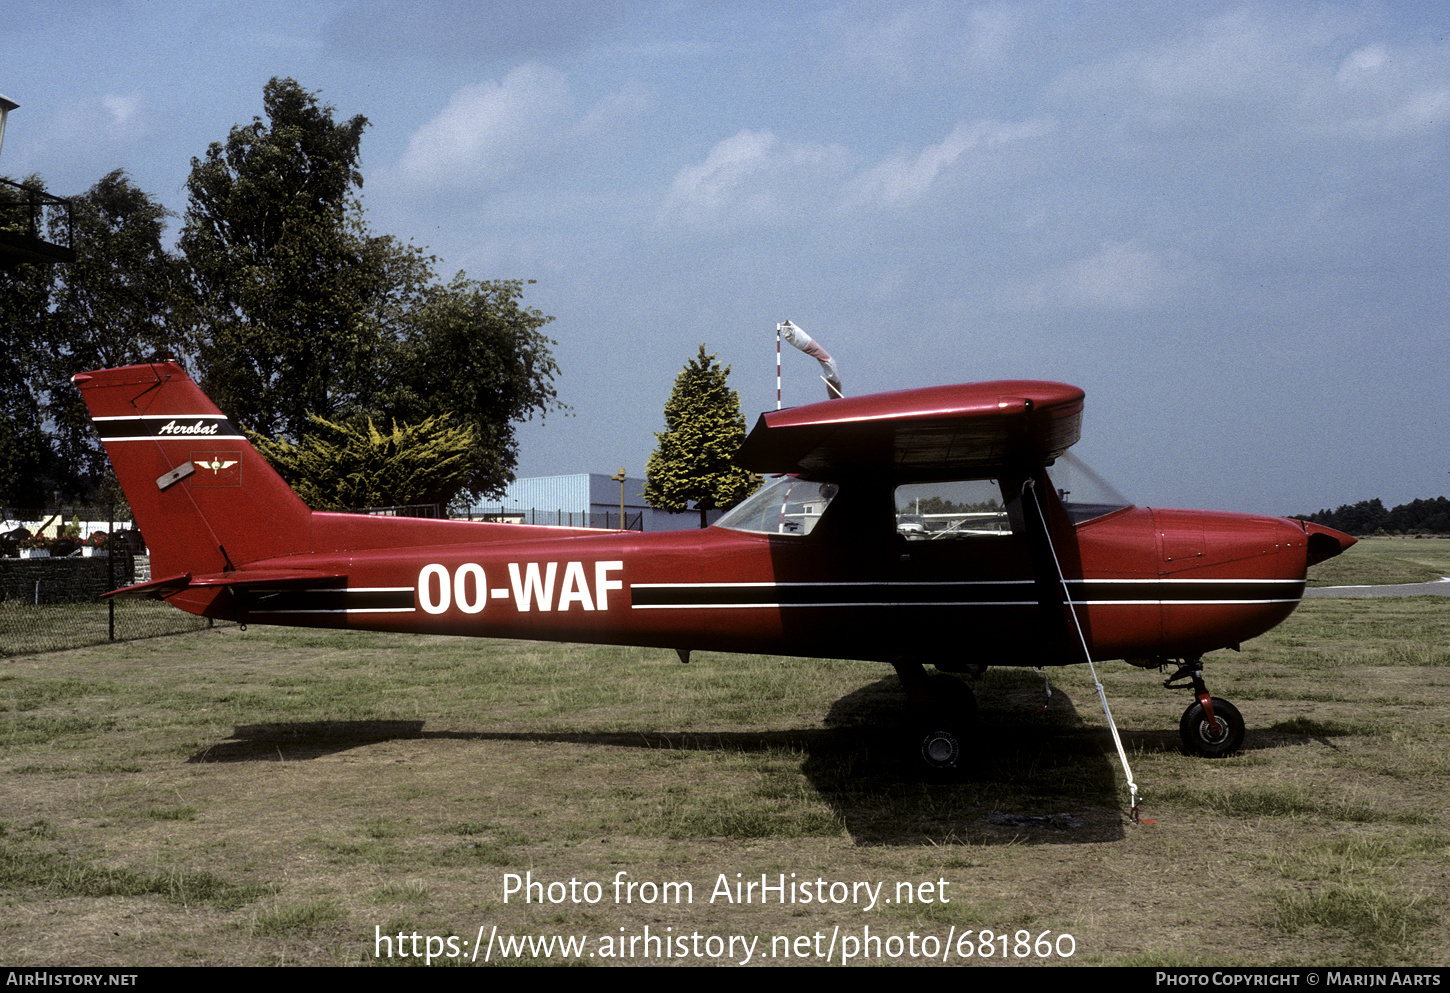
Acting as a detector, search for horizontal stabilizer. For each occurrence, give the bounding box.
[101,568,349,600]
[101,573,193,600]
[185,568,349,588]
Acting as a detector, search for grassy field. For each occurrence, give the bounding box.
[1306,535,1450,587]
[0,545,1446,967]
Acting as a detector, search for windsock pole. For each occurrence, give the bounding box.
[776,325,782,410]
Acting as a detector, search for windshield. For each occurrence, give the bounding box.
[716,475,838,536]
[1046,453,1132,524]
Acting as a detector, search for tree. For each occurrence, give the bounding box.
[179,78,563,501]
[0,268,52,506]
[180,77,411,441]
[644,345,758,527]
[0,170,184,502]
[41,170,184,496]
[378,275,563,498]
[0,176,58,505]
[250,414,477,512]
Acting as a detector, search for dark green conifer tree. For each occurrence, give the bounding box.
[644,345,758,527]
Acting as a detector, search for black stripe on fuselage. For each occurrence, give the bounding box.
[631,581,1035,608]
[629,578,1304,609]
[1069,578,1305,603]
[242,587,415,614]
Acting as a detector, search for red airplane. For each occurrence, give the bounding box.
[74,361,1355,774]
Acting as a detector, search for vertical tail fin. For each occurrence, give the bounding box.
[73,361,312,579]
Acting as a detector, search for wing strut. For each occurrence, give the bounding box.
[1022,478,1144,824]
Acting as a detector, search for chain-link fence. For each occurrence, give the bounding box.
[0,595,219,658]
[454,505,644,530]
[1,504,225,657]
[0,554,222,657]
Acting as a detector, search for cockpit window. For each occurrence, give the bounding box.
[716,475,838,536]
[1046,453,1132,524]
[894,478,1011,539]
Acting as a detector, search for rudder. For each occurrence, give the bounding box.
[73,361,313,581]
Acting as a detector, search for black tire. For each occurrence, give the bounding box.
[919,725,964,773]
[1179,697,1244,757]
[915,674,977,775]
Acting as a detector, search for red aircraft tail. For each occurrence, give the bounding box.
[72,362,313,582]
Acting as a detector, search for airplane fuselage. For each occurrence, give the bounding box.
[166,500,1322,669]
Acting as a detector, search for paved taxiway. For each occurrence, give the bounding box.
[1303,578,1450,598]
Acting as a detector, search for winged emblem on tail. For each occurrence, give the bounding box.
[195,459,239,475]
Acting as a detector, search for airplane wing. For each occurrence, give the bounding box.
[735,381,1085,476]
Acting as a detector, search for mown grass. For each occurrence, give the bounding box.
[1272,887,1438,959]
[1153,785,1431,825]
[0,832,271,910]
[1306,536,1450,587]
[1,590,1446,967]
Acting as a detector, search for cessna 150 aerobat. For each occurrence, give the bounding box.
[74,360,1354,774]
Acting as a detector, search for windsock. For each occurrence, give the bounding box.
[778,320,843,399]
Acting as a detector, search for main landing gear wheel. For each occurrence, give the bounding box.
[915,674,977,777]
[919,725,963,772]
[1179,697,1244,758]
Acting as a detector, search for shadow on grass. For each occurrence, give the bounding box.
[807,669,1128,845]
[190,668,1137,846]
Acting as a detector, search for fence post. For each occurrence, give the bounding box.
[107,503,115,641]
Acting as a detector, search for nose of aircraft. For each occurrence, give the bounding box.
[1150,509,1356,581]
[1294,520,1358,567]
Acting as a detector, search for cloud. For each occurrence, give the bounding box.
[1331,40,1450,139]
[388,67,656,193]
[394,64,572,187]
[848,117,1053,208]
[50,92,148,142]
[572,78,652,140]
[1336,43,1388,85]
[5,92,150,177]
[998,240,1196,313]
[101,93,143,130]
[658,115,1050,231]
[657,129,851,230]
[1050,8,1450,145]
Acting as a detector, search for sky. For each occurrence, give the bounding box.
[3,1,1447,516]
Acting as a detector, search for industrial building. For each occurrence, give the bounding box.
[460,473,722,532]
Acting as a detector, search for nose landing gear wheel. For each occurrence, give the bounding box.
[1179,697,1244,757]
